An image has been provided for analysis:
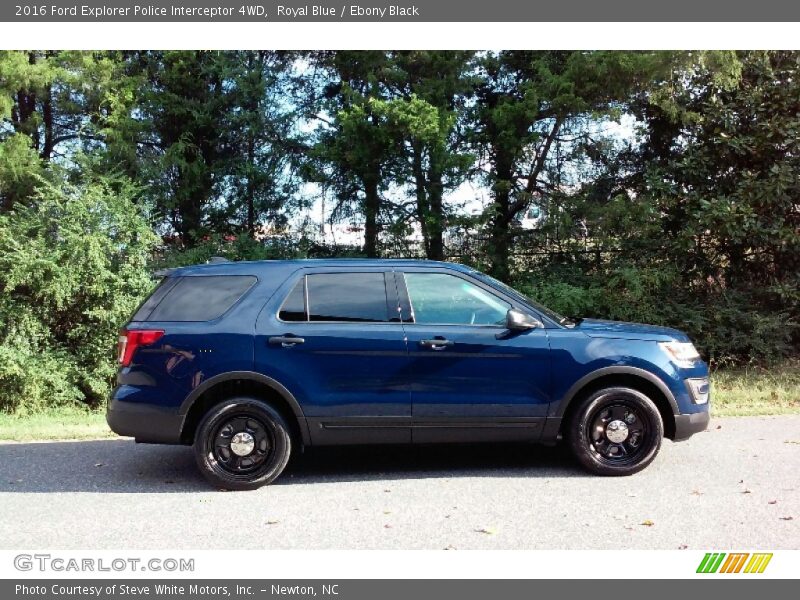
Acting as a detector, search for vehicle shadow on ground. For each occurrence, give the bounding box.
[0,438,583,494]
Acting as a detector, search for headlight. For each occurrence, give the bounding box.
[658,341,701,368]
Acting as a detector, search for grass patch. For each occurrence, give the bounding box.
[711,360,800,416]
[0,362,797,441]
[0,406,113,442]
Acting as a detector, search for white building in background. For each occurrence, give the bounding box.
[518,205,544,231]
[309,208,546,250]
[291,180,548,250]
[316,221,426,248]
[319,222,365,247]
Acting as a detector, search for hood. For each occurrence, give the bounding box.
[574,318,690,342]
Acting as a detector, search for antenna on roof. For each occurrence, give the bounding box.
[207,256,230,264]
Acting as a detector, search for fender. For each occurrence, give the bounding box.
[179,370,311,445]
[550,365,680,418]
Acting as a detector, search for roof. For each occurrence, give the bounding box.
[166,258,474,277]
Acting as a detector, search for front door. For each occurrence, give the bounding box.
[397,269,551,443]
[255,268,410,444]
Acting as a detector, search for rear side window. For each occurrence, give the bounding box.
[135,275,256,322]
[304,272,390,322]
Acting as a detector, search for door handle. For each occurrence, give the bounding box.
[419,338,454,350]
[268,335,305,348]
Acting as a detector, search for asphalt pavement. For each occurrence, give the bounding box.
[1,415,798,549]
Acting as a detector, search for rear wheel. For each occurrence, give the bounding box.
[194,397,291,490]
[567,386,663,476]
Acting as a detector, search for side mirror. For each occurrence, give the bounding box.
[506,308,543,331]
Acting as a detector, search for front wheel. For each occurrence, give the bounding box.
[567,386,663,476]
[194,397,292,490]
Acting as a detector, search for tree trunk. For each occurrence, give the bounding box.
[363,175,380,257]
[427,150,446,261]
[488,161,514,282]
[15,53,39,150]
[486,119,564,281]
[413,143,447,261]
[245,51,259,238]
[41,84,54,160]
[488,214,513,283]
[412,142,431,257]
[246,135,256,237]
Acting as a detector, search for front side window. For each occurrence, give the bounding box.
[304,272,390,323]
[404,272,510,326]
[470,270,566,325]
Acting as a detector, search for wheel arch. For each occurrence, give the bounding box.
[553,366,678,440]
[179,371,311,446]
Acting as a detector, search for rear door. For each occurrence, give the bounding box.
[254,267,410,444]
[397,268,551,443]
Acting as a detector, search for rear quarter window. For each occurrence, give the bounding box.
[134,275,257,322]
[130,277,179,321]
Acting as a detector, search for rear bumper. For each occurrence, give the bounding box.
[672,410,711,441]
[107,397,184,444]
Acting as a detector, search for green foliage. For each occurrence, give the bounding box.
[0,49,798,414]
[0,133,44,209]
[307,51,399,256]
[471,51,673,281]
[517,264,794,366]
[0,170,158,413]
[521,50,799,365]
[156,233,304,268]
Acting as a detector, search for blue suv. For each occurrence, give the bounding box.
[107,259,711,490]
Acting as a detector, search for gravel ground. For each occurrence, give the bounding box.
[1,415,798,550]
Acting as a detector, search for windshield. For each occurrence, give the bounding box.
[470,271,571,326]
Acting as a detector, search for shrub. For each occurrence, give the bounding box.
[0,172,158,413]
[156,232,311,269]
[515,265,797,366]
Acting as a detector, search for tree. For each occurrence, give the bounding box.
[218,51,301,237]
[626,51,798,360]
[471,51,669,281]
[0,50,138,210]
[380,51,475,260]
[136,51,233,245]
[0,51,64,162]
[307,51,403,257]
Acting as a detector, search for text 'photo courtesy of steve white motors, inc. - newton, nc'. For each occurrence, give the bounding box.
[13,4,421,19]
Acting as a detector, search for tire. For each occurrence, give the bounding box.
[194,397,292,490]
[567,386,663,476]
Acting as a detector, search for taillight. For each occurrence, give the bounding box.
[118,329,164,367]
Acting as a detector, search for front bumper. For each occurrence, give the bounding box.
[107,397,184,444]
[672,410,711,441]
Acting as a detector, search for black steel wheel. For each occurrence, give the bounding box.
[212,415,273,474]
[567,386,663,476]
[194,397,291,490]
